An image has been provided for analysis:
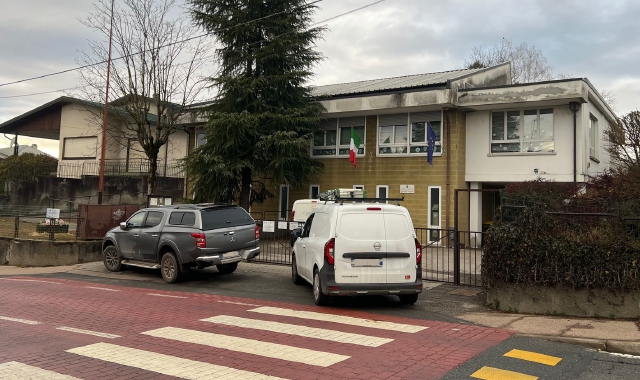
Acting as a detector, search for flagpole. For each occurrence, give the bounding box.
[98,0,115,205]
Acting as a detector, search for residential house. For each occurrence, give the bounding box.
[0,96,199,184]
[0,143,52,160]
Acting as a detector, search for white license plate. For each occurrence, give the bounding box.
[222,252,239,259]
[351,259,383,267]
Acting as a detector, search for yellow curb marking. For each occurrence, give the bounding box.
[504,349,562,366]
[471,366,537,380]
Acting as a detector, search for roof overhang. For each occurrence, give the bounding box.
[0,96,81,140]
[455,79,617,122]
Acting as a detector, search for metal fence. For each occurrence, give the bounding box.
[250,212,484,286]
[57,159,184,179]
[0,205,82,241]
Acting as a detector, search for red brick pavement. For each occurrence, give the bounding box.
[0,277,512,379]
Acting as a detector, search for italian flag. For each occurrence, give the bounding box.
[349,127,362,167]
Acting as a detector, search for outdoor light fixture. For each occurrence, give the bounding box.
[569,102,580,112]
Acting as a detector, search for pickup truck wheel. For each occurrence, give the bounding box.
[292,254,303,285]
[161,252,182,283]
[399,294,419,305]
[313,268,330,306]
[216,262,238,274]
[103,246,122,272]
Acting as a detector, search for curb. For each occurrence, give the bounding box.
[516,333,640,356]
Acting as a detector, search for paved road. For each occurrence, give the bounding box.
[1,262,639,379]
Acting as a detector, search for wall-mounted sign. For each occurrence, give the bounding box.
[400,185,415,194]
[46,208,61,219]
[262,221,275,233]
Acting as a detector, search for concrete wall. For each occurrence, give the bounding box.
[487,282,640,319]
[0,237,102,267]
[4,175,184,207]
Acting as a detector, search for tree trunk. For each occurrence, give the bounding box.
[239,167,252,211]
[148,153,158,195]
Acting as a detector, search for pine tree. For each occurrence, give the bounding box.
[186,0,325,210]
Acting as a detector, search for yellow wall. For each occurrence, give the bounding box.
[251,110,469,229]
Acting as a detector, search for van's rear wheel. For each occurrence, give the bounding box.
[399,294,419,305]
[313,268,329,306]
[216,262,238,274]
[292,254,303,285]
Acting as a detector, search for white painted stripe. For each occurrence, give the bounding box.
[606,352,640,360]
[143,327,349,367]
[147,293,188,299]
[201,315,393,347]
[67,343,285,380]
[56,326,121,339]
[86,286,120,292]
[0,278,61,284]
[0,315,41,325]
[249,306,427,333]
[215,300,262,307]
[0,362,82,380]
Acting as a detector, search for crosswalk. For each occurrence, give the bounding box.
[1,306,425,379]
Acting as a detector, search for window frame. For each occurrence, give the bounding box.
[589,114,599,161]
[428,186,442,243]
[62,136,98,160]
[279,184,289,220]
[376,185,389,204]
[490,108,555,154]
[311,118,365,158]
[377,112,443,157]
[309,184,320,199]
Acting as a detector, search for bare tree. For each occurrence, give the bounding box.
[605,110,640,171]
[76,0,209,194]
[464,38,554,84]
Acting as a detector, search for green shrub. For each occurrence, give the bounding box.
[483,172,640,291]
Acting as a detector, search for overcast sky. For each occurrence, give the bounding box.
[1,0,639,156]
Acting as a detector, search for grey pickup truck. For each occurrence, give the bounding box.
[102,204,260,283]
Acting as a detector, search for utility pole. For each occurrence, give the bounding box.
[98,0,115,204]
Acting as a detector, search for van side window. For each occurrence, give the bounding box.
[302,214,314,238]
[310,212,330,238]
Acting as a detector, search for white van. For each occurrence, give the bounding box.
[291,199,321,222]
[291,199,422,305]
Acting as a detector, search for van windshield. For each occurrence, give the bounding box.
[201,207,253,230]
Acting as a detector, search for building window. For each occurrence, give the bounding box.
[309,185,320,199]
[376,185,388,203]
[279,185,289,220]
[590,114,598,160]
[196,132,207,148]
[62,136,98,160]
[378,112,441,155]
[428,186,441,242]
[491,109,554,153]
[312,117,365,157]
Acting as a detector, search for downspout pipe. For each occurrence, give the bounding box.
[569,102,580,183]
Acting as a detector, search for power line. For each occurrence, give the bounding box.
[0,0,325,88]
[0,0,387,97]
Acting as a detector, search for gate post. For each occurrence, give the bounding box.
[454,189,460,285]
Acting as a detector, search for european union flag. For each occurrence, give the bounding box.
[427,121,437,166]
